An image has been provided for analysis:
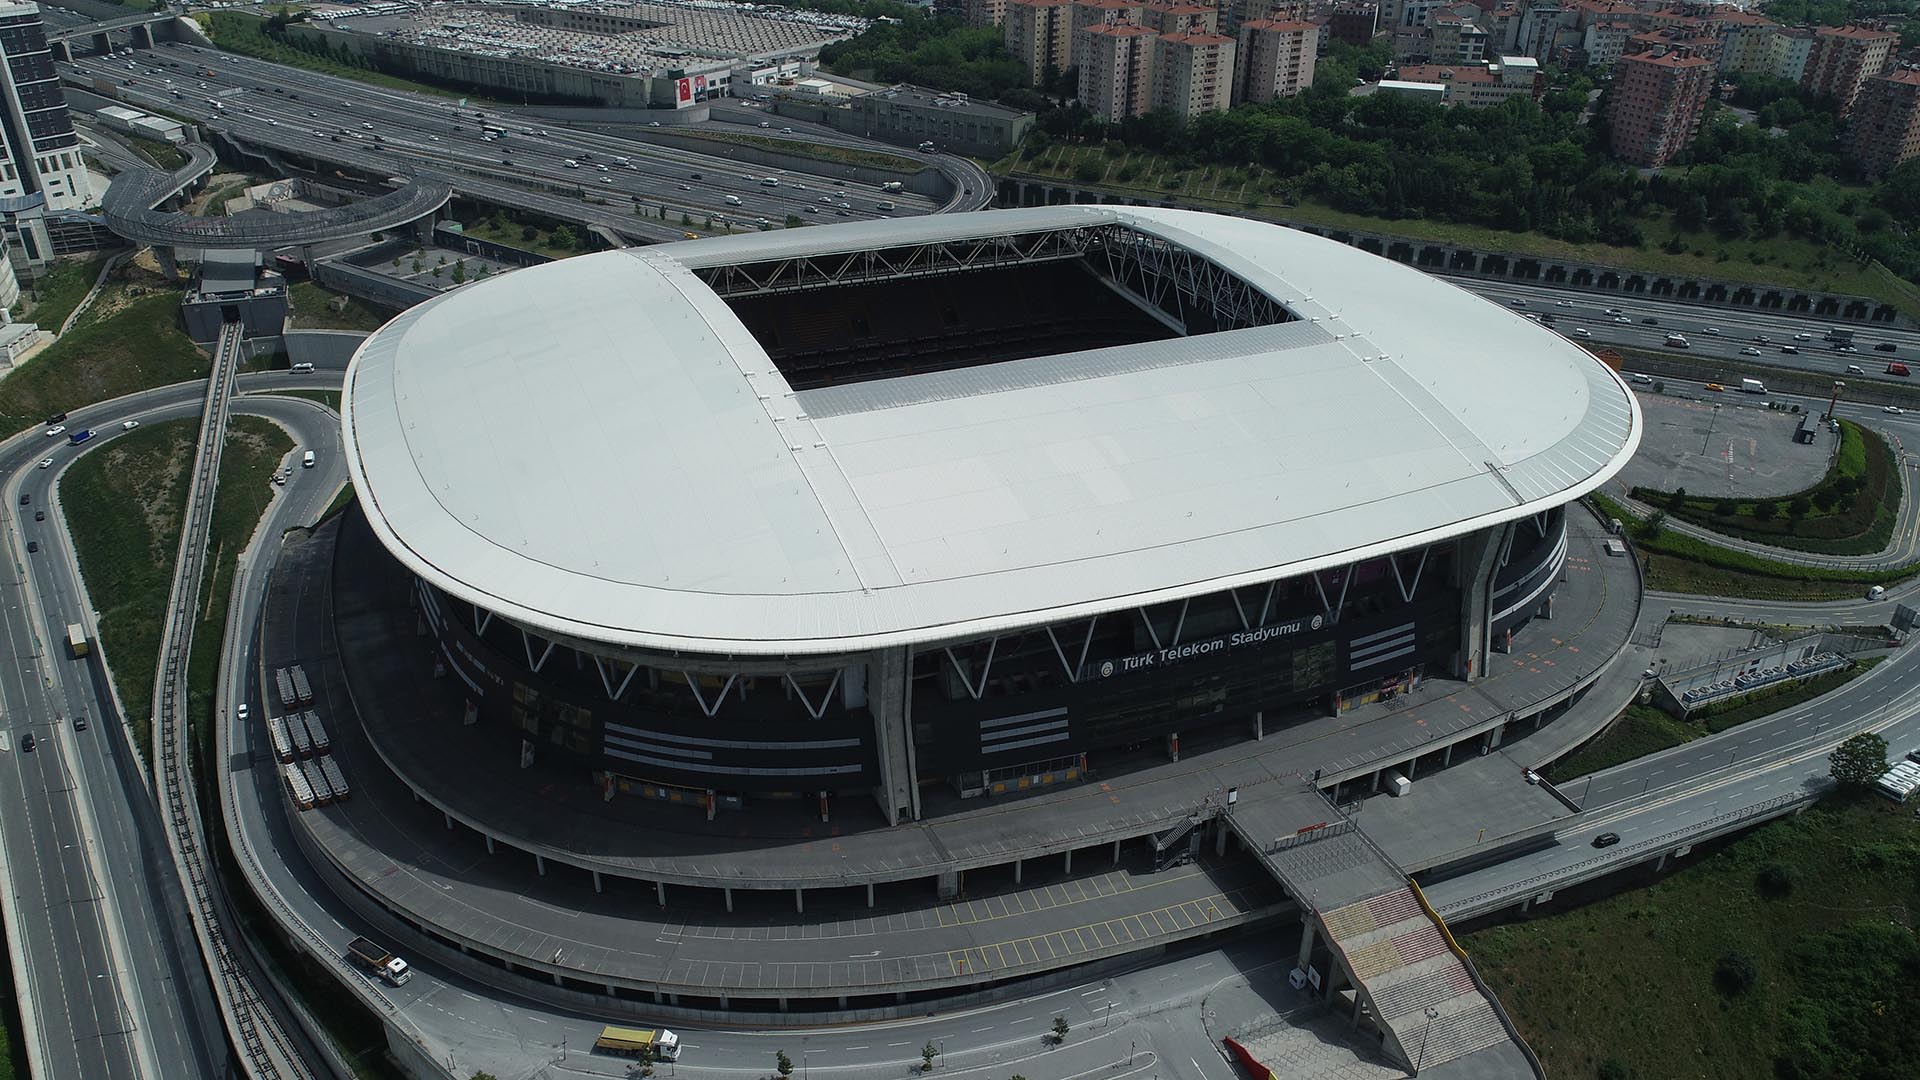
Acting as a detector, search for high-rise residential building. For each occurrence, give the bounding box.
[1005,0,1074,86]
[1427,14,1487,63]
[1328,2,1380,46]
[1223,0,1305,28]
[1144,0,1219,34]
[1800,25,1899,114]
[1070,0,1149,68]
[1607,46,1714,167]
[1078,22,1158,120]
[1770,26,1815,83]
[1234,19,1318,102]
[0,3,89,215]
[1850,68,1920,178]
[1153,31,1235,118]
[965,0,1010,27]
[1580,20,1632,69]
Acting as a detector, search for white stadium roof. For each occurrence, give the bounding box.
[341,206,1641,656]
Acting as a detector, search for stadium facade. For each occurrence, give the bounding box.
[341,206,1640,826]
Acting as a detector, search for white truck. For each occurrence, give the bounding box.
[1740,378,1767,394]
[346,937,412,986]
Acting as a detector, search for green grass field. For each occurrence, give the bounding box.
[1590,494,1915,599]
[1468,795,1920,1080]
[0,293,206,436]
[999,142,1916,316]
[287,281,392,333]
[268,389,340,412]
[60,420,197,754]
[13,254,111,332]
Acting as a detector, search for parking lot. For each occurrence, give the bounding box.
[1613,390,1835,499]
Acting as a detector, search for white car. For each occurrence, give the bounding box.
[36,458,51,470]
[121,420,139,431]
[1508,299,1528,307]
[648,121,661,127]
[1555,300,1573,307]
[44,425,64,438]
[1572,327,1591,337]
[237,703,249,721]
[679,184,691,190]
[1885,405,1906,415]
[1614,316,1632,323]
[1702,327,1721,335]
[600,176,613,183]
[1740,347,1762,356]
[1795,332,1812,341]
[1605,307,1623,315]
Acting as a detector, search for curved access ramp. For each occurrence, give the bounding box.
[101,152,451,248]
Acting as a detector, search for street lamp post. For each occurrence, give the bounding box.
[1415,1005,1440,1073]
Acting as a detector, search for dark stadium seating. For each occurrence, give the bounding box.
[725,261,1175,390]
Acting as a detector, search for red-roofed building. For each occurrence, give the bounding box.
[1078,23,1159,120]
[1608,46,1715,166]
[1801,25,1900,114]
[1851,68,1920,177]
[1154,31,1237,118]
[1235,18,1318,101]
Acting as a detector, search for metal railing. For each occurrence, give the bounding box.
[150,322,315,1080]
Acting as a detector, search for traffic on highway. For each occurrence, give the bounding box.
[65,42,960,243]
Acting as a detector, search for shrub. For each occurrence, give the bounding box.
[1756,862,1795,897]
[1714,951,1758,995]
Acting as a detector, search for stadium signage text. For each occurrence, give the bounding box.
[1085,615,1322,679]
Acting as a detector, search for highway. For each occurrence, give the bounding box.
[66,43,969,244]
[1459,278,1917,386]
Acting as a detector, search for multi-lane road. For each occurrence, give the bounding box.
[65,42,972,245]
[1459,278,1918,386]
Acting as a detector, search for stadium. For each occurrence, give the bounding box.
[335,205,1641,835]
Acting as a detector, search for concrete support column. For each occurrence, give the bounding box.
[411,787,423,802]
[592,871,603,893]
[1297,920,1317,969]
[668,993,679,1005]
[1063,849,1072,874]
[1014,858,1023,885]
[535,854,546,876]
[719,995,729,1010]
[936,869,960,900]
[795,888,805,914]
[443,812,454,830]
[607,983,617,996]
[724,887,734,913]
[1406,757,1418,781]
[778,997,788,1012]
[1167,731,1180,762]
[1455,524,1510,682]
[1443,742,1455,767]
[1215,822,1228,856]
[1488,725,1504,751]
[1112,839,1122,864]
[553,972,563,986]
[866,883,875,908]
[1252,711,1264,741]
[868,646,920,824]
[1655,852,1668,872]
[838,995,848,1009]
[656,880,666,907]
[1371,769,1382,792]
[1542,593,1555,619]
[484,834,495,854]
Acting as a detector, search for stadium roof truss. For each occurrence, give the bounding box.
[691,221,1292,335]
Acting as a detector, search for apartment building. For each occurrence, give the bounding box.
[1079,22,1159,120]
[1145,0,1220,33]
[1800,24,1899,114]
[1607,46,1714,166]
[1235,18,1318,101]
[1154,31,1237,118]
[1850,68,1920,178]
[1071,0,1150,67]
[1004,0,1074,85]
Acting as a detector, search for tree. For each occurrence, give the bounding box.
[1830,731,1889,790]
[1756,862,1795,897]
[1638,510,1667,540]
[1051,1016,1070,1044]
[1714,950,1758,995]
[521,224,537,241]
[451,260,466,284]
[775,1050,794,1077]
[1754,498,1779,521]
[1714,498,1736,517]
[1788,495,1812,519]
[921,1041,939,1071]
[1667,486,1688,510]
[551,225,579,250]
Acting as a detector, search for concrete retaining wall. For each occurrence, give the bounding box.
[285,330,369,369]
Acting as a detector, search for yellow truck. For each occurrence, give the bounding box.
[593,1025,681,1061]
[66,624,87,658]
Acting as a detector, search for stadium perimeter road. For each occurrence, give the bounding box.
[311,500,1639,893]
[0,382,345,1080]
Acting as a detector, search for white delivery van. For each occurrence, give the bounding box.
[302,450,316,468]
